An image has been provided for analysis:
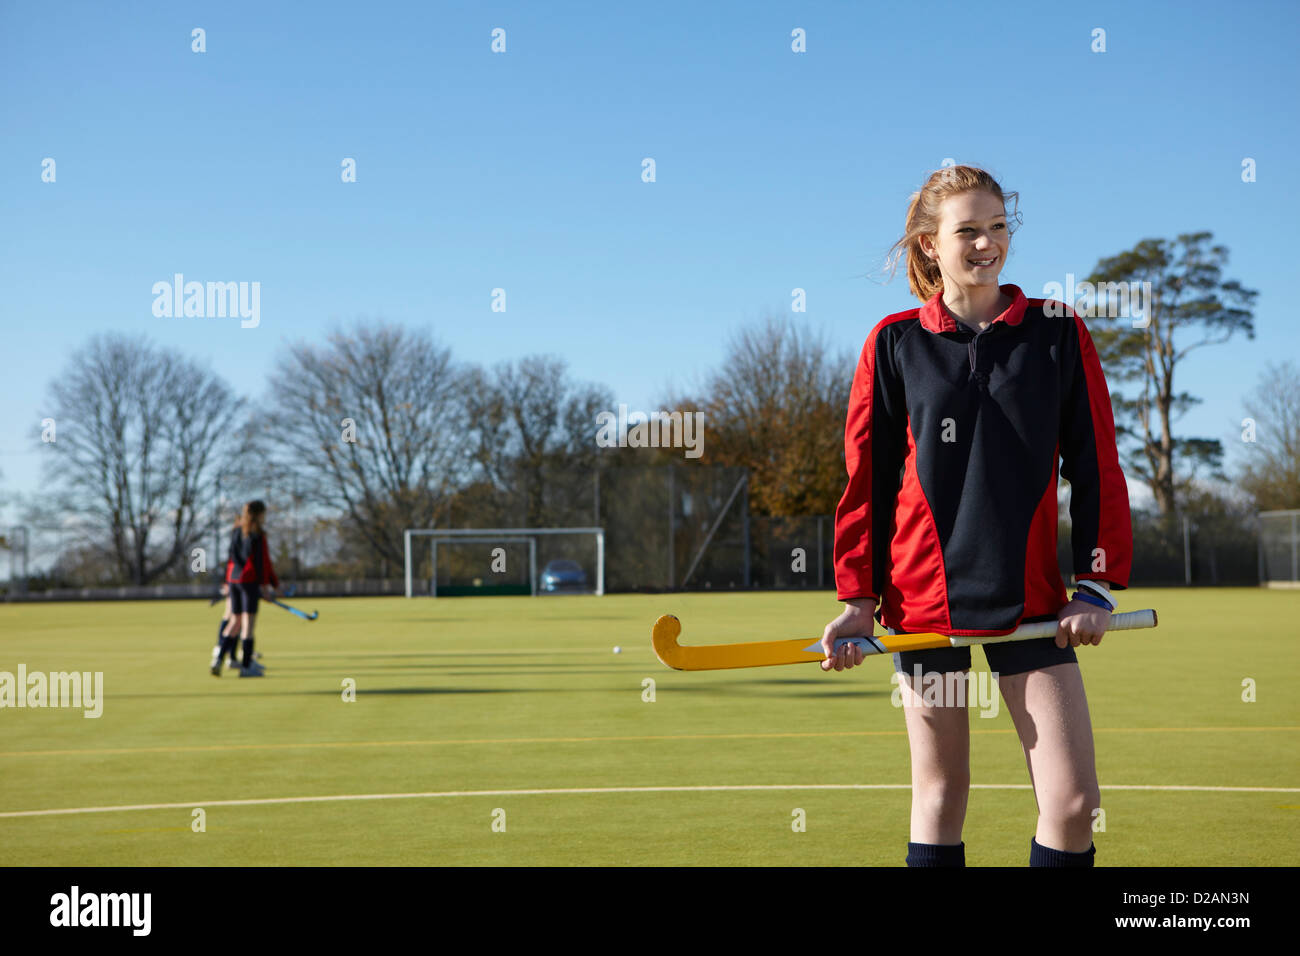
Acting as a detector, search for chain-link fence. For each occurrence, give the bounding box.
[6,464,1288,597]
[750,516,834,589]
[1057,509,1263,587]
[598,465,750,591]
[0,526,30,597]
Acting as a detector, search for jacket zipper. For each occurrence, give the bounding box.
[968,325,992,386]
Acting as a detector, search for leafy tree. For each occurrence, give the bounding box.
[1082,232,1257,514]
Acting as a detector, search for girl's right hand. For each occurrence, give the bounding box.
[220,583,229,596]
[820,599,877,672]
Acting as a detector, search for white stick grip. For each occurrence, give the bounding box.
[950,608,1157,647]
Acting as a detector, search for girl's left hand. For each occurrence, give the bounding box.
[1055,599,1110,648]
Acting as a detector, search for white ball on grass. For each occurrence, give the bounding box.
[613,646,622,654]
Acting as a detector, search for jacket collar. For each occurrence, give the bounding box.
[919,283,1027,333]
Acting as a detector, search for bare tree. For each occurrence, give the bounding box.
[39,333,244,584]
[666,315,855,516]
[464,355,614,527]
[266,322,472,569]
[1238,360,1300,511]
[1084,232,1257,514]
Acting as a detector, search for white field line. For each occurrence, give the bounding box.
[2,783,1298,819]
[5,725,1296,760]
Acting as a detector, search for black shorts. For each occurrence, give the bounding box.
[890,616,1077,678]
[229,582,261,615]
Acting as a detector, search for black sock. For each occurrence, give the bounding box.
[906,841,965,867]
[1029,836,1095,867]
[217,618,229,645]
[218,635,238,665]
[242,637,255,668]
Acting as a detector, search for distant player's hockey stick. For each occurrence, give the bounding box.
[651,609,1158,671]
[267,596,317,621]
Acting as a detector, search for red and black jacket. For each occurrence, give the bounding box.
[225,529,280,588]
[833,283,1132,636]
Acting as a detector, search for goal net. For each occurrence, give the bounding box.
[403,527,605,597]
[1259,510,1300,587]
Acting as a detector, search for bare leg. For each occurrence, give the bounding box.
[900,668,971,844]
[997,662,1100,853]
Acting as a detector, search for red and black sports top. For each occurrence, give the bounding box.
[833,283,1132,637]
[225,529,280,588]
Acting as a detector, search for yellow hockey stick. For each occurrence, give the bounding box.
[651,609,1158,671]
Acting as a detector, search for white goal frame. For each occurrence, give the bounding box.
[404,527,605,597]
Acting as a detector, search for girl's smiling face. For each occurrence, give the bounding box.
[919,189,1010,293]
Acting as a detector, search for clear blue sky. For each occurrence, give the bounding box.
[2,0,1298,522]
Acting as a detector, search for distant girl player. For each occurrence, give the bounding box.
[212,500,279,677]
[822,166,1132,867]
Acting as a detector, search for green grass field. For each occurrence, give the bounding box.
[1,588,1296,866]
